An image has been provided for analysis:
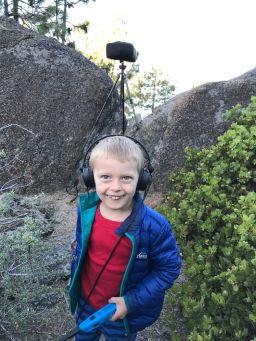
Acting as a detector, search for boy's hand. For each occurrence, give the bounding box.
[108,296,128,321]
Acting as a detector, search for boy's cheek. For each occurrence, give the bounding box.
[94,183,105,193]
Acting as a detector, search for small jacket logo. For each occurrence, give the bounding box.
[136,252,148,260]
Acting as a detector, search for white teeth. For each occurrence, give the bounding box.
[107,195,122,200]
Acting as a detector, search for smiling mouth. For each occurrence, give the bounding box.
[106,195,124,200]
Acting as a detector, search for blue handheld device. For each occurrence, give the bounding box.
[80,303,116,332]
[58,303,116,341]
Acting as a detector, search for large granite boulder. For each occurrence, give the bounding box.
[129,67,256,193]
[0,17,121,193]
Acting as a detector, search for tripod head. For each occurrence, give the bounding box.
[119,62,127,71]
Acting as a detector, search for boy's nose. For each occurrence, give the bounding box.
[110,178,121,191]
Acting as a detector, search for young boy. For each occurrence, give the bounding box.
[68,135,181,340]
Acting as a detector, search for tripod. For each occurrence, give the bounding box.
[99,61,140,134]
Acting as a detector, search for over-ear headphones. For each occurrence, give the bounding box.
[80,135,154,191]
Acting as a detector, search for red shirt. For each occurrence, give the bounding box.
[81,207,132,310]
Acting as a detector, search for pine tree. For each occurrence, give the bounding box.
[131,67,175,115]
[0,0,93,46]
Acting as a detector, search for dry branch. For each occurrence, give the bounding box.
[0,323,18,341]
[0,124,34,135]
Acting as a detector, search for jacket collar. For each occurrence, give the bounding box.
[79,191,99,211]
[116,192,145,235]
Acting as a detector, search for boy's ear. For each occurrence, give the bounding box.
[81,166,95,188]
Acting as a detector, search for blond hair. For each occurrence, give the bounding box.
[89,136,144,172]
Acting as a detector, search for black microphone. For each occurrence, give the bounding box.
[106,41,138,62]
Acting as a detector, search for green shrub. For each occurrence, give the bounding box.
[0,192,65,339]
[159,97,256,340]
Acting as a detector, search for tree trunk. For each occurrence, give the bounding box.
[13,0,19,20]
[55,0,59,40]
[151,72,157,112]
[4,0,9,16]
[61,0,67,44]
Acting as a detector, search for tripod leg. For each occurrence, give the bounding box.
[98,73,121,118]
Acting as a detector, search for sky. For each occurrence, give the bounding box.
[69,0,256,94]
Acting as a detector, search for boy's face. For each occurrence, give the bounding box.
[93,156,140,219]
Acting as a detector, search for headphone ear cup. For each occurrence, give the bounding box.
[81,167,95,188]
[136,169,152,191]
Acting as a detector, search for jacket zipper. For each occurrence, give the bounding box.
[120,232,137,337]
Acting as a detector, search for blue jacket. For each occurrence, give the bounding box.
[68,191,181,334]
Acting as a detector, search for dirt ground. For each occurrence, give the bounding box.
[41,190,186,341]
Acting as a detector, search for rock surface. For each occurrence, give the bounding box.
[0,16,121,194]
[1,15,256,197]
[129,68,256,193]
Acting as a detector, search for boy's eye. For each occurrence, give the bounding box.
[121,176,133,181]
[100,175,110,180]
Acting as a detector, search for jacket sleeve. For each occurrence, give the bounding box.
[70,205,82,281]
[124,219,181,313]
